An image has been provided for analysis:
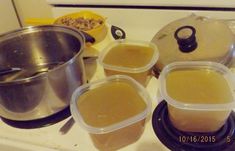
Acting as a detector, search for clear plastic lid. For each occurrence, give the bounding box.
[98,39,159,73]
[159,61,235,111]
[70,75,152,134]
[152,14,235,71]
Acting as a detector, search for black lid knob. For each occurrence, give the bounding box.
[174,26,198,53]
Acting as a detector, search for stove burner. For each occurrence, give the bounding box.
[1,106,71,129]
[152,101,235,151]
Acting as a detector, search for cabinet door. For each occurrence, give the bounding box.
[0,0,20,34]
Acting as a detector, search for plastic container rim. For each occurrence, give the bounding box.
[98,39,159,73]
[159,61,235,111]
[70,75,152,134]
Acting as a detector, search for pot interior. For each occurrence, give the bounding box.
[0,26,84,82]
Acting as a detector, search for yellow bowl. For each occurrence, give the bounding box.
[54,11,107,43]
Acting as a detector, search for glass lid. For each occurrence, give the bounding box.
[151,14,235,71]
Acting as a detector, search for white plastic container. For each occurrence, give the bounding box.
[159,61,235,132]
[70,75,152,150]
[98,40,159,86]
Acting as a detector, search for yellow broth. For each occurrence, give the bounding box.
[166,69,233,104]
[102,44,155,86]
[77,81,147,150]
[165,69,233,132]
[77,81,147,127]
[103,44,154,68]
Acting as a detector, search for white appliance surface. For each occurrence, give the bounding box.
[0,0,20,34]
[51,8,235,42]
[0,3,235,151]
[47,0,235,8]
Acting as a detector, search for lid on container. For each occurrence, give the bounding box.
[70,75,152,134]
[159,61,235,110]
[152,100,235,151]
[151,14,235,72]
[98,40,159,73]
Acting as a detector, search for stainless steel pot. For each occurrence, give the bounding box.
[0,25,89,121]
[151,14,235,75]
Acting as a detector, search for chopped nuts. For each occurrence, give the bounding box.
[57,17,103,31]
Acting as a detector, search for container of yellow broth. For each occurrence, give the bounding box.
[70,75,152,150]
[98,40,159,86]
[159,61,235,132]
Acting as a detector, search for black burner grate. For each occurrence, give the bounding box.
[152,100,235,151]
[1,106,71,129]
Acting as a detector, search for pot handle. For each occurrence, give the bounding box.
[111,25,126,40]
[151,66,160,79]
[0,67,21,76]
[80,31,96,44]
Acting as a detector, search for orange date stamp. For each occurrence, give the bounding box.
[179,135,235,144]
[179,135,216,143]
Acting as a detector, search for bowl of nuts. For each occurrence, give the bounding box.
[54,11,107,43]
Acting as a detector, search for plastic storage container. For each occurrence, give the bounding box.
[98,40,159,86]
[159,61,235,132]
[70,75,152,150]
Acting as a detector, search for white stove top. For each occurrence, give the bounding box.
[51,8,235,41]
[1,5,235,151]
[47,0,235,8]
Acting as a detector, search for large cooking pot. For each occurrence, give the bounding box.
[0,25,91,121]
[151,14,235,75]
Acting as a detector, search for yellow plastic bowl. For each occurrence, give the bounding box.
[54,11,107,43]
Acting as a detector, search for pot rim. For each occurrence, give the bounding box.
[0,25,85,85]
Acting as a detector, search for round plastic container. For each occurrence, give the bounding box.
[98,40,159,86]
[159,61,235,132]
[70,75,152,150]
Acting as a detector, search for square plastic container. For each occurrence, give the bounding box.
[98,40,159,86]
[159,61,235,132]
[70,75,152,150]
